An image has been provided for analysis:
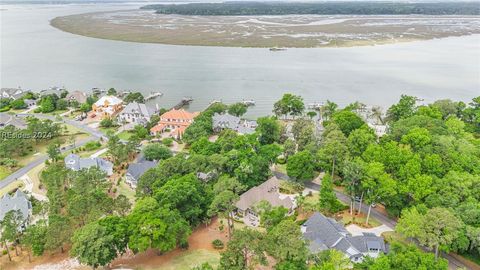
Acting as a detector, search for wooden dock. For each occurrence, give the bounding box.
[172,97,193,110]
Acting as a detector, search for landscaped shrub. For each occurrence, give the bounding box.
[212,239,224,249]
[84,141,101,151]
[162,137,174,147]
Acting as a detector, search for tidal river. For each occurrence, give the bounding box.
[1,4,479,117]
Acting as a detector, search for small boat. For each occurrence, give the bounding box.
[145,91,163,101]
[242,99,256,106]
[269,47,286,51]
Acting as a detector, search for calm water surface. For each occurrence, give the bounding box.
[1,4,479,117]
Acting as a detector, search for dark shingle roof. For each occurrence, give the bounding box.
[0,190,31,222]
[302,212,386,259]
[126,159,158,181]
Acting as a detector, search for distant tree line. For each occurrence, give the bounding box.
[142,2,480,16]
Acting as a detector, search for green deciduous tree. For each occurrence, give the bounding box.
[397,207,463,259]
[228,102,248,117]
[143,143,172,161]
[208,176,245,239]
[331,110,365,136]
[273,93,305,119]
[266,220,308,267]
[318,174,343,214]
[219,228,267,270]
[317,123,348,178]
[127,197,191,253]
[286,150,315,182]
[386,95,417,123]
[71,222,119,268]
[256,116,281,145]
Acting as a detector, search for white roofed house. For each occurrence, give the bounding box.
[118,102,157,126]
[92,95,123,119]
[235,176,295,227]
[0,88,24,100]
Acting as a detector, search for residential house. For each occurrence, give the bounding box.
[23,99,38,108]
[92,95,123,119]
[196,171,217,182]
[302,212,387,262]
[150,109,199,139]
[367,122,388,137]
[235,176,295,227]
[64,153,113,176]
[0,113,27,129]
[118,102,157,126]
[212,113,257,135]
[0,190,32,230]
[0,88,24,100]
[125,159,158,188]
[39,86,66,97]
[66,91,87,104]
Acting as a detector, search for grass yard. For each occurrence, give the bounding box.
[275,163,287,174]
[27,163,46,195]
[118,178,136,203]
[152,249,220,270]
[117,131,133,140]
[0,180,24,197]
[99,126,119,134]
[0,165,13,180]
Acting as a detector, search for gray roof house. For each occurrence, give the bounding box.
[212,113,257,135]
[0,113,27,129]
[66,91,87,104]
[302,212,387,263]
[118,102,157,126]
[64,154,113,176]
[125,159,158,188]
[0,88,24,100]
[235,176,295,227]
[23,99,38,108]
[0,190,32,229]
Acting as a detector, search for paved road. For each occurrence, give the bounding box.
[273,171,471,270]
[0,113,106,189]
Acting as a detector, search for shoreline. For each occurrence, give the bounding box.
[49,11,480,49]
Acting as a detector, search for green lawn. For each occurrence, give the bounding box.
[117,131,133,140]
[152,249,220,270]
[118,178,136,203]
[0,166,12,180]
[0,180,23,197]
[99,126,119,134]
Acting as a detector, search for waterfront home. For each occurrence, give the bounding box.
[66,91,87,104]
[302,212,387,262]
[235,176,295,227]
[0,88,24,100]
[0,190,32,230]
[23,99,38,108]
[0,113,27,129]
[125,158,158,188]
[150,109,199,139]
[92,95,123,119]
[64,153,113,176]
[212,113,257,135]
[40,86,66,97]
[118,102,157,126]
